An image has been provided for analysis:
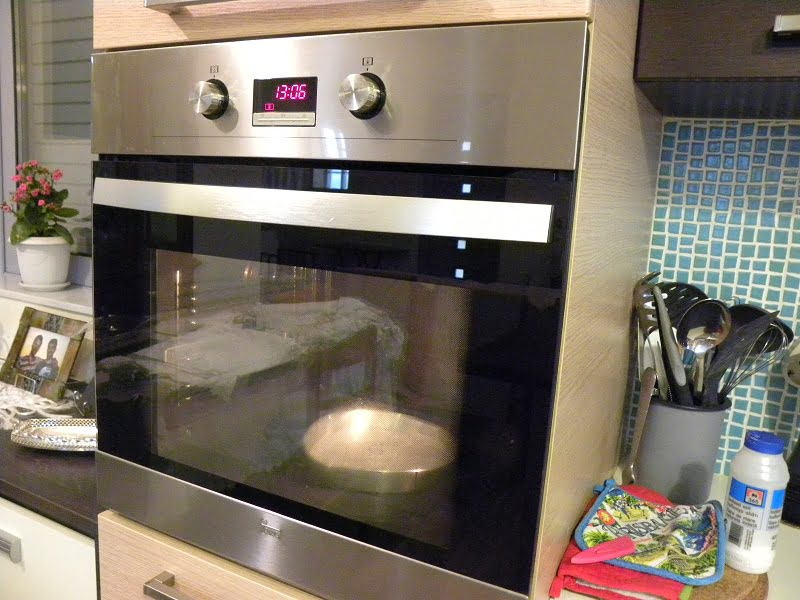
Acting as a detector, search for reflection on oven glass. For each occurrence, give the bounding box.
[97,245,557,556]
[101,250,469,545]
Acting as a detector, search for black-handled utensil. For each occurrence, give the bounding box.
[701,311,777,407]
[659,281,708,325]
[729,303,794,349]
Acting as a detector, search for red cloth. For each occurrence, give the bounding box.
[548,484,688,600]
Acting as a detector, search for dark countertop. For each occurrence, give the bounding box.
[0,430,97,538]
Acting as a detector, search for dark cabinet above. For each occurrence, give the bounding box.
[635,0,800,118]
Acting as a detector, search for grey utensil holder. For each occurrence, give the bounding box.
[636,397,731,505]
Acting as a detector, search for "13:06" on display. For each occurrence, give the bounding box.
[275,83,308,100]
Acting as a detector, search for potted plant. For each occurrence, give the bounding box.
[2,161,79,290]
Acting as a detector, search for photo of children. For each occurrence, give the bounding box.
[14,326,70,381]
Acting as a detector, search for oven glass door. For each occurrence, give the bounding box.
[93,157,573,595]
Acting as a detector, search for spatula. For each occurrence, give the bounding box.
[632,272,668,401]
[658,281,708,325]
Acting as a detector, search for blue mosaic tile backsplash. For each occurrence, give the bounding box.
[648,119,800,474]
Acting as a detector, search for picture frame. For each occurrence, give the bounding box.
[0,307,89,400]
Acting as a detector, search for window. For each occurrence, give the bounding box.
[1,0,93,286]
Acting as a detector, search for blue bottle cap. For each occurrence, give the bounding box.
[744,430,786,455]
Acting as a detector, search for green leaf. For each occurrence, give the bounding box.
[22,202,39,219]
[54,207,79,218]
[49,224,74,245]
[54,189,69,202]
[10,221,35,245]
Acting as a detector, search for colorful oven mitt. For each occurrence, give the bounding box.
[574,479,726,586]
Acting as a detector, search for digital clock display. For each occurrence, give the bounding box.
[253,77,318,123]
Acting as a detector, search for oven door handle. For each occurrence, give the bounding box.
[144,571,198,600]
[93,177,554,244]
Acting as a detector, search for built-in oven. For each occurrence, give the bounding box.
[91,22,587,600]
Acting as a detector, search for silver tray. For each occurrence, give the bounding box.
[10,418,97,452]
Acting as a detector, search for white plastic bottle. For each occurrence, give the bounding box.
[724,430,790,574]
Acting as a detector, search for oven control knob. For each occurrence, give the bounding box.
[190,79,229,120]
[338,73,386,119]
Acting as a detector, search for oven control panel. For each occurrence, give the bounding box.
[92,21,588,169]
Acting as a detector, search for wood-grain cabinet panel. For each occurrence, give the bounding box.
[94,0,592,50]
[98,511,322,600]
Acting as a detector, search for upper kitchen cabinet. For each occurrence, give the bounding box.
[93,0,592,50]
[635,0,800,118]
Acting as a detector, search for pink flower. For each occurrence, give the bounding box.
[42,183,52,195]
[28,160,38,167]
[26,175,33,183]
[52,169,63,181]
[30,189,39,197]
[17,183,27,193]
[37,199,46,207]
[15,163,23,171]
[12,175,21,183]
[2,205,11,213]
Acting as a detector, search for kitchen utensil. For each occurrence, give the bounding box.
[659,281,708,325]
[676,299,731,396]
[754,320,793,354]
[621,367,657,485]
[632,271,660,337]
[633,272,668,401]
[720,322,790,400]
[570,537,636,564]
[701,312,778,407]
[653,285,693,406]
[729,304,794,349]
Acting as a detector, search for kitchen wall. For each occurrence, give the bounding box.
[648,118,800,473]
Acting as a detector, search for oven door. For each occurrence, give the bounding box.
[93,157,573,600]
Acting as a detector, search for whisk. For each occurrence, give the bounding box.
[719,321,791,398]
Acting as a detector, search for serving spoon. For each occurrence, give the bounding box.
[676,299,731,397]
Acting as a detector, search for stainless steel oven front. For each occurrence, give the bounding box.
[91,22,587,600]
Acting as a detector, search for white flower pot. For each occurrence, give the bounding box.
[15,236,71,290]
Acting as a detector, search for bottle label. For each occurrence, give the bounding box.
[725,478,785,550]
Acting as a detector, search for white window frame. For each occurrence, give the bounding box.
[0,0,92,288]
[0,0,15,273]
